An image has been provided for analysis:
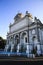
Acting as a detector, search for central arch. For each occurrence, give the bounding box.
[20,31,28,53]
[20,31,28,44]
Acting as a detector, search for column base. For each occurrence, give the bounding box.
[17,50,19,53]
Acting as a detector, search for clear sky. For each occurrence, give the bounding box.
[0,0,43,39]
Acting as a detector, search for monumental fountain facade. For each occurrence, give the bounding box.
[4,11,43,57]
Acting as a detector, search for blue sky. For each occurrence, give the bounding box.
[0,0,43,39]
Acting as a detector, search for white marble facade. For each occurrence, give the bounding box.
[4,11,43,57]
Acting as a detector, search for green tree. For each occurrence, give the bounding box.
[0,36,6,49]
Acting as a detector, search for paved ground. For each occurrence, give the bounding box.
[0,56,43,61]
[0,58,43,61]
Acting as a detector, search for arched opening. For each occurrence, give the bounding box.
[7,45,11,52]
[21,32,28,44]
[15,35,19,45]
[20,32,27,53]
[13,35,19,52]
[32,36,38,55]
[32,36,38,46]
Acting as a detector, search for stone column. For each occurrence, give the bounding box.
[27,30,29,43]
[17,33,20,53]
[25,30,29,55]
[20,37,21,44]
[17,44,19,53]
[36,25,41,54]
[20,32,22,52]
[26,44,30,57]
[37,44,41,56]
[11,44,14,52]
[10,36,14,52]
[12,35,15,51]
[5,44,9,52]
[36,24,40,42]
[18,34,20,43]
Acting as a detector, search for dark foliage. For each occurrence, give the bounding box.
[0,36,6,49]
[31,47,37,54]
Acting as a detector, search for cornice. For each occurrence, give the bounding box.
[9,15,32,27]
[7,25,28,37]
